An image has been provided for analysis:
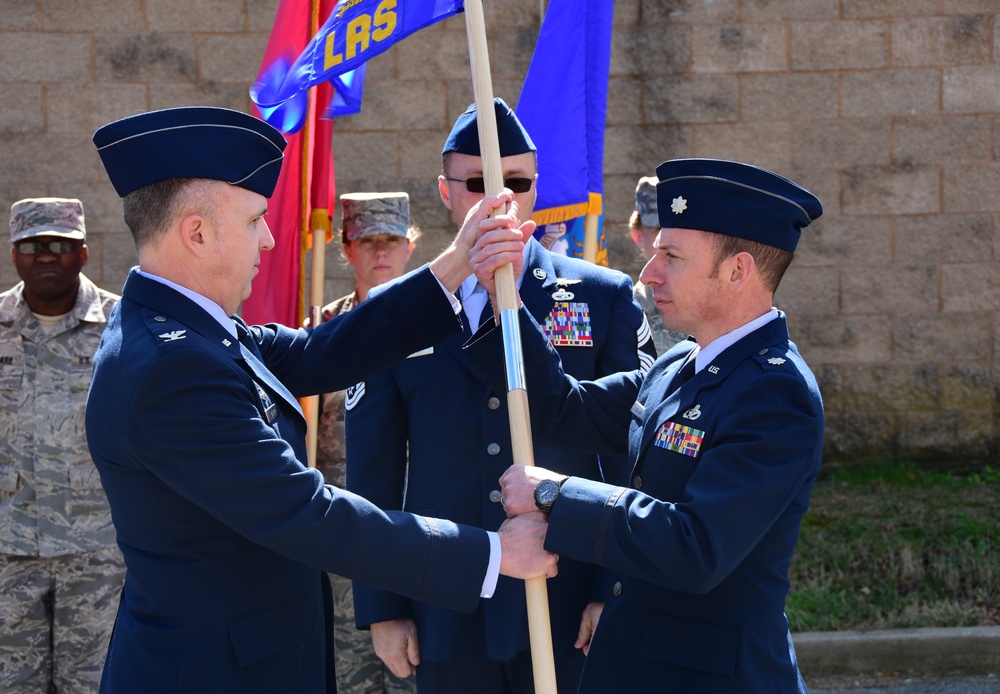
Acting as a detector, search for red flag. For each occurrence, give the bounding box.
[244,0,336,327]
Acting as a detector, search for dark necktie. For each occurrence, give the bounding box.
[236,323,264,361]
[671,353,697,390]
[478,297,494,329]
[233,319,302,417]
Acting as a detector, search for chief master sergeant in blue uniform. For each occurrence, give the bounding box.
[468,158,825,693]
[85,106,557,693]
[345,99,656,694]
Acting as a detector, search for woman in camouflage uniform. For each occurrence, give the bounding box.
[315,192,419,694]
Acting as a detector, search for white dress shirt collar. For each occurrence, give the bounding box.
[137,269,238,338]
[694,309,779,372]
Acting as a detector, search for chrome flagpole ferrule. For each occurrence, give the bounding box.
[500,307,526,392]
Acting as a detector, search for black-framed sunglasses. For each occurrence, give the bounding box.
[14,240,80,255]
[443,176,535,194]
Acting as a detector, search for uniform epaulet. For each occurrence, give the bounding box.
[141,310,191,348]
[750,345,793,371]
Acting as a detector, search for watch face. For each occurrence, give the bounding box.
[535,479,560,511]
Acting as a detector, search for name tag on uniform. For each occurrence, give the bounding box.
[653,420,705,458]
[254,382,279,425]
[264,402,278,424]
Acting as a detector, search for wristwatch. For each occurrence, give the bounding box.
[534,476,568,514]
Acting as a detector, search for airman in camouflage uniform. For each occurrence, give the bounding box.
[315,192,417,694]
[630,177,688,355]
[0,198,124,693]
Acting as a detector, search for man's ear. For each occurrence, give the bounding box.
[728,251,756,288]
[178,213,208,258]
[79,244,89,267]
[438,175,453,212]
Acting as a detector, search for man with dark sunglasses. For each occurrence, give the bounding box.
[0,197,124,692]
[346,98,658,694]
[442,174,535,194]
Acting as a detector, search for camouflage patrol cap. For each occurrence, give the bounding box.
[10,197,86,244]
[341,192,410,242]
[634,176,659,229]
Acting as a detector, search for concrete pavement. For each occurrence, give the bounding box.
[795,626,1000,689]
[809,675,999,693]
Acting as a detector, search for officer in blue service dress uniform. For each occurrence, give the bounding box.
[467,158,825,693]
[344,99,656,694]
[85,106,555,694]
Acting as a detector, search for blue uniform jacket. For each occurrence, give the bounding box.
[346,239,653,663]
[86,267,492,693]
[465,308,823,693]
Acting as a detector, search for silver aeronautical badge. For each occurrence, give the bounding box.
[552,278,582,302]
[683,403,702,420]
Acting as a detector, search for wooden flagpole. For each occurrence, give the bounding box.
[303,0,324,468]
[582,213,599,264]
[463,2,557,691]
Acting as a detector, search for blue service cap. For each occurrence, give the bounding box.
[442,98,536,157]
[655,159,822,252]
[93,106,287,198]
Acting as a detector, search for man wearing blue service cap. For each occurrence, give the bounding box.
[345,98,656,693]
[466,158,825,693]
[86,105,557,693]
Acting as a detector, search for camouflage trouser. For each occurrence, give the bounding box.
[329,572,416,694]
[0,546,124,693]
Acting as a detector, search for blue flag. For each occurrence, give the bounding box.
[326,63,367,117]
[517,0,612,230]
[252,0,464,128]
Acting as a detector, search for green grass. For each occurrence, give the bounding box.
[786,461,1000,633]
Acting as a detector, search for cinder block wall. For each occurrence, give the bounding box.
[1,0,997,462]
